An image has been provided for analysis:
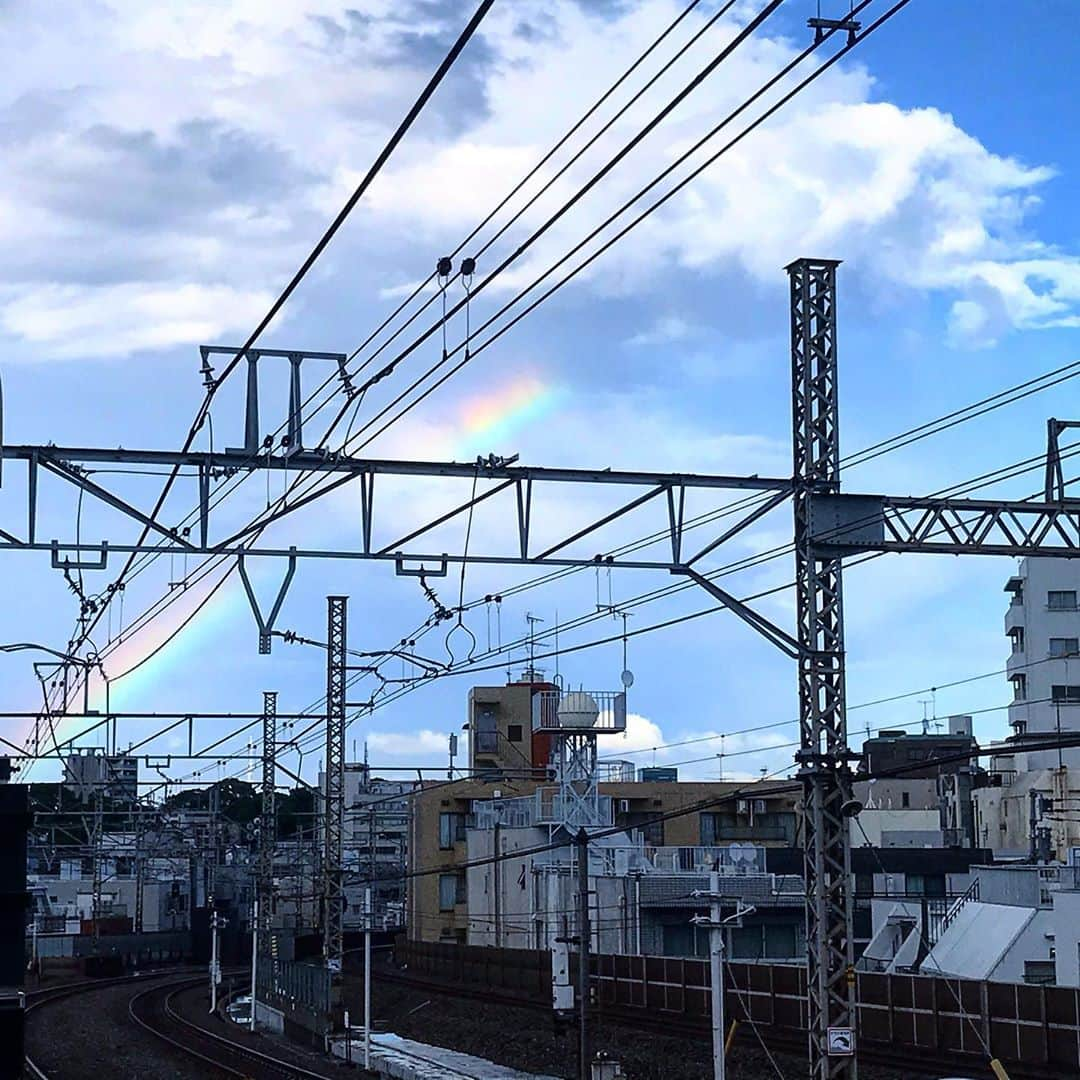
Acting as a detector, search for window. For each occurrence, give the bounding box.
[905,874,946,898]
[438,873,465,911]
[901,791,911,809]
[1012,674,1027,701]
[439,812,467,849]
[1009,627,1025,653]
[1052,685,1080,704]
[1048,590,1078,611]
[506,724,523,743]
[1050,637,1079,658]
[474,705,498,753]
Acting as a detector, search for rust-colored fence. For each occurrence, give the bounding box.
[397,939,1080,1076]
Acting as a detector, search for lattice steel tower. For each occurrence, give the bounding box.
[257,690,277,963]
[322,596,347,1018]
[789,258,857,1080]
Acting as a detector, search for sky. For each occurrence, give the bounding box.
[2,0,1079,791]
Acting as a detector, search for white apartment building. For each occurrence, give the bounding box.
[64,749,139,803]
[319,764,414,928]
[1005,557,1080,768]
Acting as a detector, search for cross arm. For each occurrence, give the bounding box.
[809,492,1080,557]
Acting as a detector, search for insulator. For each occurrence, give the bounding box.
[460,257,476,277]
[436,256,453,277]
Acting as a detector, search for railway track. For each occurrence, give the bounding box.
[24,969,203,1079]
[24,969,350,1080]
[128,976,347,1079]
[372,966,1021,1080]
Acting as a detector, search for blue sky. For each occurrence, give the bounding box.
[2,0,1079,788]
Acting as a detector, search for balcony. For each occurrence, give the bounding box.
[531,689,626,734]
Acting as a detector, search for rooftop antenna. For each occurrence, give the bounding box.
[525,612,544,681]
[554,610,562,687]
[918,698,933,735]
[619,610,634,690]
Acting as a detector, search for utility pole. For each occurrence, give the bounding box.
[576,827,590,1080]
[209,905,226,1014]
[257,691,277,984]
[708,872,725,1080]
[249,894,258,1028]
[789,258,857,1080]
[364,886,372,1072]
[494,821,502,949]
[90,788,103,947]
[692,873,757,1080]
[323,596,347,1026]
[133,805,145,937]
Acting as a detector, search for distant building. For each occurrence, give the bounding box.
[638,767,678,783]
[344,765,414,928]
[855,720,977,849]
[406,774,800,949]
[1005,557,1080,768]
[63,749,138,804]
[466,681,555,778]
[862,863,1080,987]
[860,722,974,778]
[971,757,1080,861]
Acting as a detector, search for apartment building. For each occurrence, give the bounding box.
[406,775,800,945]
[1005,557,1080,767]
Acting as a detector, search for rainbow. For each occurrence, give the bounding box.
[453,374,564,457]
[91,567,240,713]
[19,375,563,753]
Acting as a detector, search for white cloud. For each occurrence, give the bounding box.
[366,727,453,756]
[0,283,274,359]
[1,1,1075,360]
[624,315,698,347]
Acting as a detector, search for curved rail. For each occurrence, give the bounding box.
[129,976,339,1079]
[24,969,204,1079]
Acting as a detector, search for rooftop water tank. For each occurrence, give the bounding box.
[557,691,600,729]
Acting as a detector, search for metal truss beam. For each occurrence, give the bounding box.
[810,492,1080,558]
[0,444,792,575]
[0,444,790,487]
[789,258,856,1080]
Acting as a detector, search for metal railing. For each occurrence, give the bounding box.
[531,689,627,733]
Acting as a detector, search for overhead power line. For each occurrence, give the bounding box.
[40,0,496,718]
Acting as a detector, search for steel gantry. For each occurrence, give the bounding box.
[11,260,1080,1073]
[789,260,856,1080]
[257,691,277,966]
[322,597,347,1019]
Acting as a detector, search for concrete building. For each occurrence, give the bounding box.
[971,755,1080,861]
[344,766,414,928]
[854,720,977,849]
[1005,557,1080,767]
[860,863,1080,986]
[466,681,553,778]
[64,749,139,804]
[406,774,800,947]
[407,776,540,945]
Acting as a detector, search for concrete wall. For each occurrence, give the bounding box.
[1054,891,1080,987]
[988,910,1054,983]
[855,779,939,812]
[852,809,941,848]
[972,768,1080,860]
[407,777,538,943]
